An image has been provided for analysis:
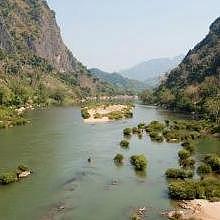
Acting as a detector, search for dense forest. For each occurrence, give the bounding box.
[140,17,220,123]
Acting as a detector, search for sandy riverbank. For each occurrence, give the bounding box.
[164,199,220,220]
[84,104,132,123]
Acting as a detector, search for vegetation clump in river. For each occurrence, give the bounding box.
[120,118,220,201]
[0,165,31,185]
[120,139,129,148]
[168,177,220,200]
[114,154,124,164]
[130,155,147,171]
[123,127,132,136]
[165,168,193,179]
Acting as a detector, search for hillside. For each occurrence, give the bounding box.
[155,17,220,122]
[120,55,184,85]
[89,68,148,94]
[0,0,115,107]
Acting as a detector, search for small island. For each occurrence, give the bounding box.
[81,102,133,123]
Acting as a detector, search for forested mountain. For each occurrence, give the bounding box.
[0,0,115,107]
[89,68,148,94]
[154,17,220,122]
[120,55,184,85]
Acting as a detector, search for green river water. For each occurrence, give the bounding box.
[0,105,219,220]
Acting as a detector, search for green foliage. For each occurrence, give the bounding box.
[197,163,212,175]
[130,214,141,220]
[114,154,124,164]
[145,121,165,132]
[17,165,30,172]
[94,113,101,119]
[178,149,191,160]
[81,108,90,119]
[203,154,220,173]
[139,89,154,104]
[0,107,28,129]
[130,154,147,171]
[49,89,66,104]
[179,157,195,169]
[181,142,196,154]
[120,139,129,148]
[165,168,193,179]
[0,171,17,185]
[149,131,164,142]
[168,178,220,200]
[137,123,145,129]
[132,127,139,134]
[123,127,132,136]
[106,111,123,120]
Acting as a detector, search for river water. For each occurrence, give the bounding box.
[0,105,219,220]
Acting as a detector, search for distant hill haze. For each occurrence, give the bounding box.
[120,55,184,83]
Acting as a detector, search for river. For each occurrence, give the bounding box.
[0,105,219,220]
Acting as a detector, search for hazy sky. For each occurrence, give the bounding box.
[47,0,220,72]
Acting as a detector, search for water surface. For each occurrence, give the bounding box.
[0,105,219,220]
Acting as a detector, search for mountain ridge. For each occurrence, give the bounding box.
[154,16,220,122]
[120,55,184,82]
[0,0,116,107]
[89,68,149,94]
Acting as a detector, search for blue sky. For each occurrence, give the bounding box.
[47,0,220,72]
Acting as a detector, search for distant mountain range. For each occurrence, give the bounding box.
[89,68,148,93]
[120,55,184,87]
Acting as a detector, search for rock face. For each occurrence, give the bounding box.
[0,0,111,96]
[29,2,78,73]
[0,16,15,52]
[0,0,78,73]
[165,17,220,88]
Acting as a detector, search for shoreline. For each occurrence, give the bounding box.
[82,104,133,123]
[164,199,220,220]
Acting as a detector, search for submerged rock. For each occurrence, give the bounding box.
[18,170,31,178]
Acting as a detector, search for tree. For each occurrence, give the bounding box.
[130,154,147,170]
[139,89,154,104]
[204,97,220,123]
[158,88,175,106]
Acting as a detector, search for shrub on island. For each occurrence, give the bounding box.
[168,178,220,200]
[123,109,133,119]
[203,154,220,173]
[197,163,212,175]
[114,154,124,164]
[165,168,193,179]
[123,128,132,136]
[94,113,102,119]
[149,131,164,142]
[107,111,123,120]
[0,171,17,185]
[163,130,181,142]
[120,139,129,148]
[179,157,195,169]
[181,142,196,154]
[145,121,165,132]
[132,127,139,134]
[130,154,147,171]
[178,149,191,160]
[137,123,145,129]
[81,108,90,119]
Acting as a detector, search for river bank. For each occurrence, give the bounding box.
[82,104,133,122]
[164,199,220,220]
